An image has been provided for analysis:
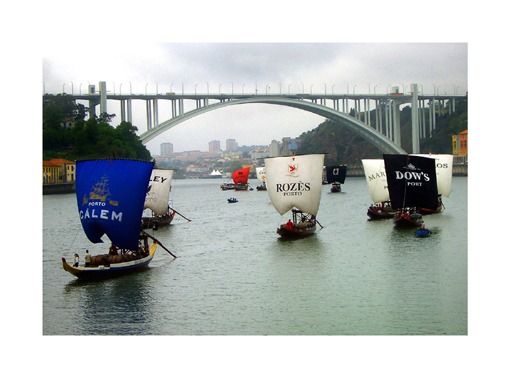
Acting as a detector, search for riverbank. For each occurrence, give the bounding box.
[346,164,468,177]
[43,182,76,195]
[42,165,467,194]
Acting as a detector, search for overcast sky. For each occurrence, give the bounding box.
[43,42,467,155]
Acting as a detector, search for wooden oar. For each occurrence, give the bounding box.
[141,231,177,258]
[169,207,192,222]
[316,219,324,229]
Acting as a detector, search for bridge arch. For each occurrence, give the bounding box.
[139,96,406,154]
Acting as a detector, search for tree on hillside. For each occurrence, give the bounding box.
[43,94,87,129]
[297,98,467,163]
[43,94,151,161]
[420,99,468,153]
[297,120,380,165]
[229,160,243,172]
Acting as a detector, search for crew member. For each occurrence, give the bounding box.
[84,250,91,267]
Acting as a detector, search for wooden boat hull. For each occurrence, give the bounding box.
[277,223,316,238]
[142,212,175,229]
[330,183,341,193]
[220,183,236,190]
[393,213,423,228]
[417,205,443,215]
[62,244,157,280]
[367,206,396,220]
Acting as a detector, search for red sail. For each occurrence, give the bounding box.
[232,167,250,184]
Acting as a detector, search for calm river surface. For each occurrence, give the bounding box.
[43,176,467,335]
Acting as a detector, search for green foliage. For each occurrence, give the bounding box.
[43,94,152,161]
[297,119,381,165]
[297,98,468,164]
[421,99,468,153]
[229,160,243,172]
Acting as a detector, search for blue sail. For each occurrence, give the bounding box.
[76,159,154,250]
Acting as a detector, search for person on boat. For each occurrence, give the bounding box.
[421,223,426,229]
[285,219,294,230]
[137,240,144,257]
[73,253,79,267]
[84,250,91,267]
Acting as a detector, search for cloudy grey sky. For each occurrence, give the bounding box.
[43,42,467,155]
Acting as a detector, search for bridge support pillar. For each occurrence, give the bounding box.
[99,81,107,115]
[146,100,153,129]
[178,99,184,115]
[393,100,401,147]
[153,99,159,128]
[171,100,177,118]
[365,99,371,126]
[127,99,132,124]
[87,84,99,118]
[120,100,126,122]
[411,83,420,153]
[385,101,391,140]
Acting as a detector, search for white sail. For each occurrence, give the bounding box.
[412,154,453,197]
[264,154,325,216]
[362,159,390,203]
[256,167,266,183]
[144,169,173,214]
[209,169,222,177]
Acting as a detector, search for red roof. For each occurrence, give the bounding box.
[43,158,75,167]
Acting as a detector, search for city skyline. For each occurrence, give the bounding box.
[157,137,285,156]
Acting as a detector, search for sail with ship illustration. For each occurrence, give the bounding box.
[62,159,175,280]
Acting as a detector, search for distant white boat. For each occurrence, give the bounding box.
[256,167,267,191]
[207,169,223,178]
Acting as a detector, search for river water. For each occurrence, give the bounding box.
[43,176,467,336]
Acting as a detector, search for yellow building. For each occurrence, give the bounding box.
[452,130,468,165]
[43,159,76,184]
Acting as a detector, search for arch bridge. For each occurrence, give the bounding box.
[72,82,466,154]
